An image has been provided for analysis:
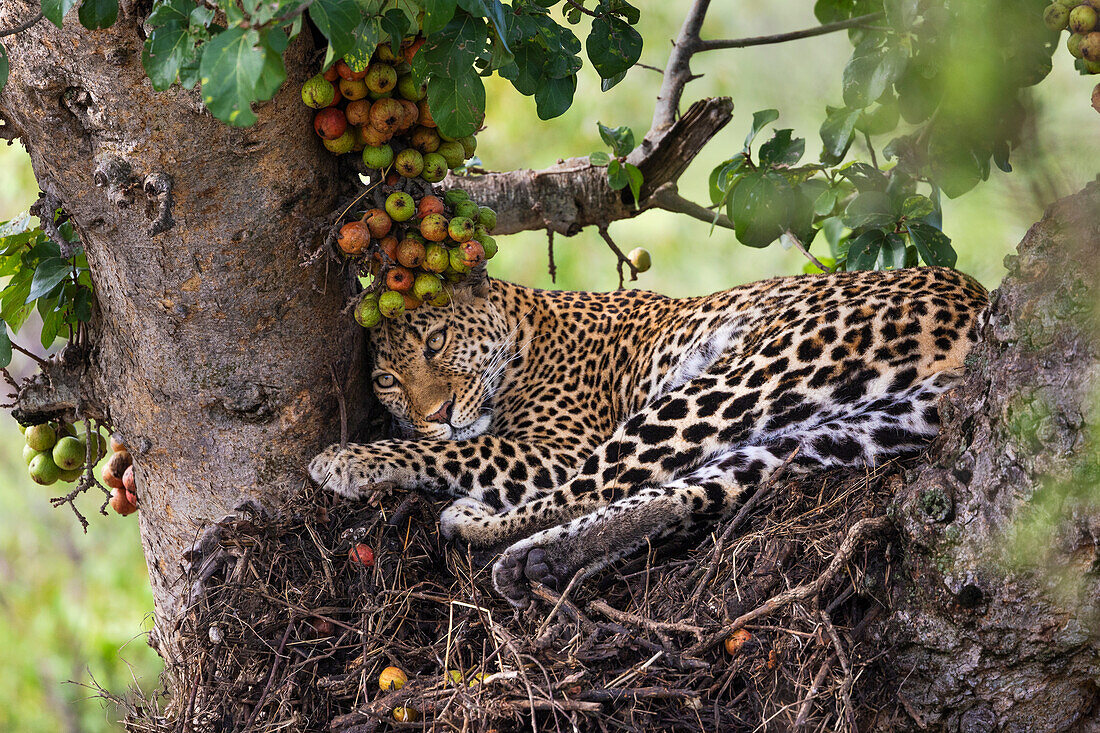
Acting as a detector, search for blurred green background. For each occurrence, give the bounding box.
[1,2,1098,730]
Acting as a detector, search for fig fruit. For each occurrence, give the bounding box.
[417,98,436,127]
[447,216,476,242]
[448,247,471,274]
[420,213,450,241]
[396,238,426,268]
[1045,2,1071,30]
[375,42,398,63]
[314,108,348,140]
[427,285,452,307]
[459,240,485,268]
[452,200,479,219]
[339,78,369,101]
[338,221,370,256]
[479,234,498,259]
[363,208,393,238]
[417,195,445,217]
[110,488,137,516]
[394,148,424,178]
[123,464,137,494]
[368,98,404,135]
[1070,4,1098,33]
[421,152,448,183]
[724,629,752,656]
[52,436,86,471]
[345,99,372,126]
[1070,32,1087,57]
[436,141,465,169]
[29,453,61,485]
[410,126,441,153]
[628,247,652,273]
[58,466,84,483]
[386,266,415,292]
[385,192,416,222]
[355,293,382,328]
[362,143,395,170]
[402,293,422,311]
[443,188,468,205]
[396,74,426,101]
[423,243,450,273]
[25,424,57,452]
[379,666,408,691]
[477,206,497,231]
[23,444,39,466]
[412,272,444,301]
[336,60,366,81]
[379,290,406,318]
[301,74,335,108]
[459,135,477,158]
[1082,31,1100,60]
[392,707,418,722]
[323,66,340,83]
[378,235,400,263]
[365,62,398,95]
[323,130,356,154]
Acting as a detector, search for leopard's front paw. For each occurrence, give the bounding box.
[309,443,370,499]
[439,496,496,544]
[492,540,568,608]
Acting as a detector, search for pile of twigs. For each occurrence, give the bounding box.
[125,461,906,732]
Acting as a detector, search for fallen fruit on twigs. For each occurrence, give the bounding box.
[724,628,753,656]
[349,543,375,567]
[378,665,407,691]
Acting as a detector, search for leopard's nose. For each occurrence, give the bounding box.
[426,398,455,424]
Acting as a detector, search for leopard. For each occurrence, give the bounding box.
[309,265,988,607]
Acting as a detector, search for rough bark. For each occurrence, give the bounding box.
[885,182,1100,731]
[0,0,366,695]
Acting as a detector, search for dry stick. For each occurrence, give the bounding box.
[11,340,49,367]
[821,610,859,732]
[792,653,836,729]
[597,225,638,288]
[241,621,295,732]
[696,12,885,51]
[587,599,705,638]
[688,515,891,655]
[784,229,834,273]
[0,10,43,38]
[546,229,557,283]
[688,446,801,605]
[650,0,713,132]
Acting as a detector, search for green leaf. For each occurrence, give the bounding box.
[426,69,485,137]
[78,0,119,29]
[607,159,627,190]
[589,151,610,166]
[900,195,935,220]
[842,42,908,109]
[709,154,748,205]
[758,129,805,168]
[744,109,779,150]
[730,171,789,248]
[842,191,895,229]
[586,15,642,79]
[534,74,575,120]
[598,122,634,157]
[309,0,360,59]
[884,0,918,31]
[880,232,907,269]
[199,27,286,127]
[343,17,383,73]
[624,162,643,208]
[142,20,198,90]
[456,0,509,51]
[846,229,886,270]
[0,44,8,93]
[819,106,860,164]
[907,222,957,267]
[601,70,627,92]
[0,321,10,369]
[42,0,80,27]
[813,187,839,217]
[421,0,458,34]
[147,0,194,25]
[27,258,72,302]
[40,302,63,349]
[73,288,92,322]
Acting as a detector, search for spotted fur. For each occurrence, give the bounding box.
[310,267,988,606]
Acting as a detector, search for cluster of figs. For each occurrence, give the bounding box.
[301,36,500,326]
[21,421,138,515]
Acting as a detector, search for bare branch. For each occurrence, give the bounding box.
[646,183,733,230]
[649,0,712,134]
[598,226,638,288]
[0,11,43,39]
[696,12,885,51]
[783,230,834,273]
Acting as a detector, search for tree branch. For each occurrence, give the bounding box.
[696,12,885,51]
[649,0,712,134]
[450,97,733,236]
[0,11,43,39]
[645,183,733,230]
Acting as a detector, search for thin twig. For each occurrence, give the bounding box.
[821,610,859,732]
[650,0,712,132]
[647,182,734,230]
[588,599,705,638]
[0,10,43,38]
[784,230,834,273]
[546,230,557,283]
[597,225,638,288]
[561,0,598,18]
[10,340,48,367]
[696,12,885,51]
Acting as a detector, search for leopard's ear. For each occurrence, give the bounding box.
[452,265,491,302]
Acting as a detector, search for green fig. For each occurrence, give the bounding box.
[302,74,336,108]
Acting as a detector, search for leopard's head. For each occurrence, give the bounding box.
[368,272,511,440]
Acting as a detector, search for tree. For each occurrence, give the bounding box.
[0,0,1096,729]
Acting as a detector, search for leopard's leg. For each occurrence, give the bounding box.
[448,371,954,556]
[308,436,569,511]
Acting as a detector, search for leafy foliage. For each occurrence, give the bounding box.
[134,0,642,129]
[711,0,1056,271]
[0,212,93,367]
[590,122,643,207]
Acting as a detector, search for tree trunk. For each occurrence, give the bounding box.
[885,181,1100,731]
[0,0,366,697]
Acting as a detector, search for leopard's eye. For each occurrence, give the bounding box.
[426,329,447,354]
[374,373,396,389]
